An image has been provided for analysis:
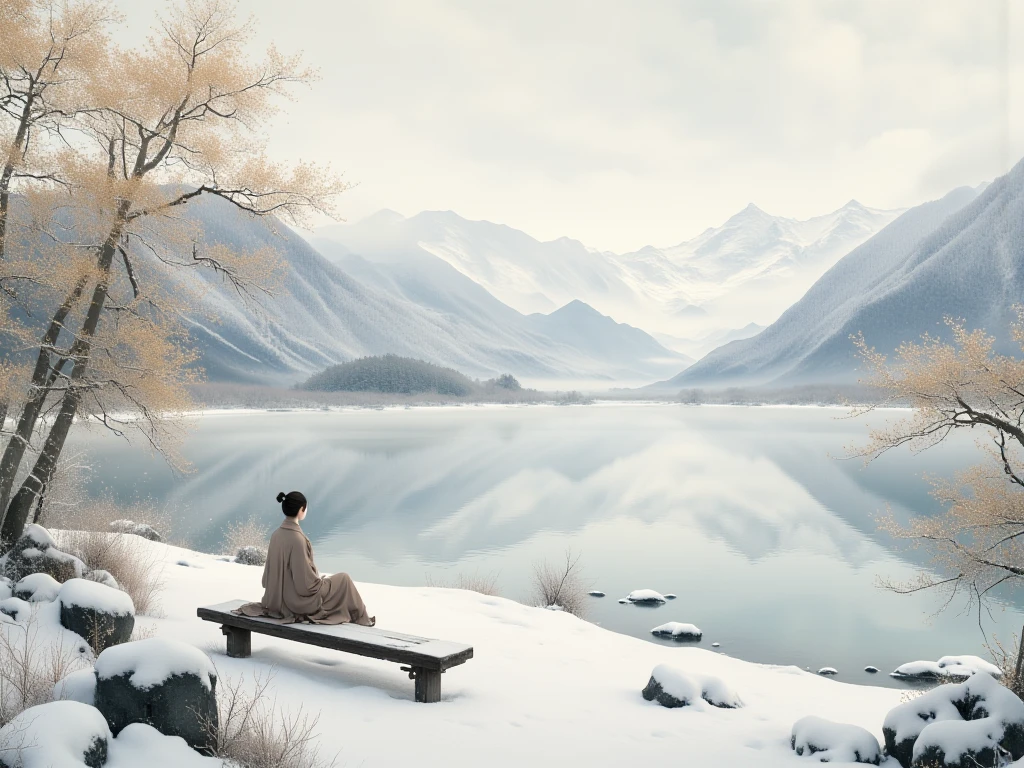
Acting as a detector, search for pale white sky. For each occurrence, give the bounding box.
[117,1,1023,253]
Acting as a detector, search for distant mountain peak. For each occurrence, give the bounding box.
[356,209,406,226]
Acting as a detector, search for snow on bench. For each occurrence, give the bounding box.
[197,599,474,703]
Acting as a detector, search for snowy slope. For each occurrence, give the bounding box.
[121,537,903,767]
[143,196,688,385]
[663,173,1003,389]
[316,203,900,347]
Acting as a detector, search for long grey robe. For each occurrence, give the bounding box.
[237,517,373,625]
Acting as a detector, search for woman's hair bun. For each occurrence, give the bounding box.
[276,492,286,504]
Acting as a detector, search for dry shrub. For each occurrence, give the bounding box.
[223,516,271,556]
[52,529,164,617]
[988,632,1024,698]
[425,570,501,596]
[44,495,168,540]
[211,671,338,768]
[0,609,89,726]
[531,549,589,619]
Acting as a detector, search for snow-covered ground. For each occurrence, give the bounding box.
[144,540,904,766]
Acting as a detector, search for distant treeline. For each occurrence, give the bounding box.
[300,354,526,396]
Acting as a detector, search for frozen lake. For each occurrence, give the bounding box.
[68,403,1024,687]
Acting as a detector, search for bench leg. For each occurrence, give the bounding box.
[221,625,251,658]
[413,667,442,703]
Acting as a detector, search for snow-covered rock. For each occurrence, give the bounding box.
[13,573,61,602]
[95,638,218,752]
[641,663,741,709]
[864,666,879,674]
[626,589,667,605]
[883,672,1024,768]
[818,667,838,676]
[790,715,881,764]
[0,596,30,622]
[0,524,86,583]
[58,578,135,652]
[106,723,222,767]
[0,700,110,768]
[890,654,1002,682]
[53,668,98,706]
[234,545,267,566]
[110,519,162,542]
[650,622,702,641]
[664,593,677,600]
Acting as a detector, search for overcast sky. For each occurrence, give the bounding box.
[117,1,1022,253]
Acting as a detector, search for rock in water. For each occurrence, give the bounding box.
[864,666,879,674]
[235,545,267,566]
[882,672,1024,768]
[0,524,86,583]
[626,589,667,605]
[818,667,838,676]
[791,715,881,764]
[664,593,677,600]
[588,591,606,597]
[0,700,110,768]
[95,638,218,753]
[712,642,721,648]
[650,622,703,641]
[59,578,135,653]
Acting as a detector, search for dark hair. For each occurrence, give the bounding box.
[276,491,307,517]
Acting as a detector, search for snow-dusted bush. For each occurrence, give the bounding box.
[641,664,741,709]
[235,546,268,566]
[223,516,271,560]
[531,550,589,618]
[650,622,702,641]
[883,672,1024,768]
[0,700,110,768]
[790,716,881,764]
[425,570,501,596]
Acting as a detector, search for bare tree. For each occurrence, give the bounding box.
[0,0,347,542]
[851,311,1024,613]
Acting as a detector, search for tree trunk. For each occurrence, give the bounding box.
[0,277,87,527]
[1,215,123,542]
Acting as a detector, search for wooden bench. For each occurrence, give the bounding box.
[197,599,474,703]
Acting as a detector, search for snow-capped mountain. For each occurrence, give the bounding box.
[316,202,900,357]
[659,167,1014,389]
[143,196,688,385]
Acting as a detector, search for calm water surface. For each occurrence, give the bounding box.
[68,404,1024,687]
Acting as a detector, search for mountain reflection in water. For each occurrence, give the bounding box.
[68,404,1024,688]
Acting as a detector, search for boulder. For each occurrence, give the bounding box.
[109,519,162,542]
[818,667,838,676]
[235,545,267,566]
[882,672,1024,768]
[791,715,881,764]
[53,668,99,706]
[0,524,86,583]
[650,622,702,641]
[641,663,741,709]
[890,654,1003,682]
[0,700,110,768]
[59,578,135,653]
[95,638,218,753]
[0,596,30,622]
[588,591,606,598]
[13,572,61,602]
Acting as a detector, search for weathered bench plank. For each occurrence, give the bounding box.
[197,599,473,702]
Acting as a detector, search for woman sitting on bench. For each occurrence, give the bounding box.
[237,491,375,626]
